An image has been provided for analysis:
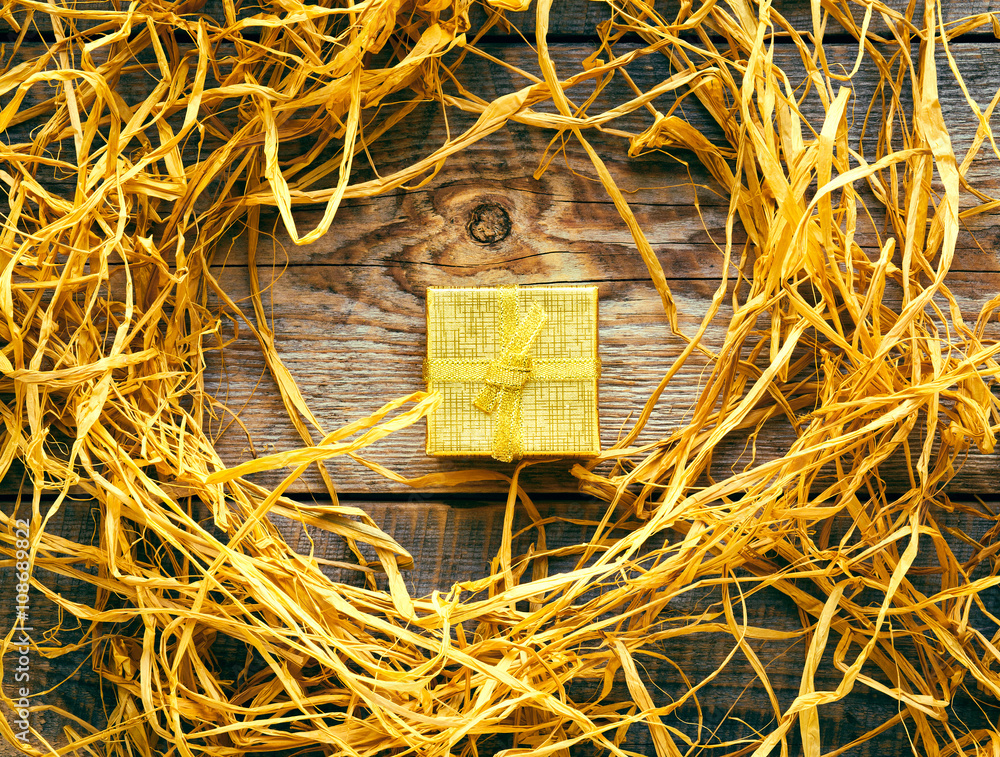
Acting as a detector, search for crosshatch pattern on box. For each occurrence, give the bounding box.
[424,285,600,459]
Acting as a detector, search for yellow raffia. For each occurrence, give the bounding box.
[0,0,999,755]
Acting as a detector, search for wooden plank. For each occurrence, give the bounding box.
[205,268,725,494]
[188,42,1000,493]
[2,496,996,754]
[202,261,1000,494]
[469,0,1000,39]
[7,38,1000,262]
[5,0,999,39]
[8,40,1000,264]
[0,0,609,38]
[4,42,1000,493]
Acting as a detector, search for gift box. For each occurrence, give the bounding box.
[423,284,601,462]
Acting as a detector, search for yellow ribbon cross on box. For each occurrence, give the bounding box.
[423,284,601,462]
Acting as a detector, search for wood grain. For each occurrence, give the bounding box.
[201,262,1000,494]
[192,42,1000,493]
[5,42,1000,493]
[3,497,996,755]
[2,5,999,755]
[6,0,999,39]
[9,39,1000,263]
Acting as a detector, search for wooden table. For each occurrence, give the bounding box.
[2,0,999,754]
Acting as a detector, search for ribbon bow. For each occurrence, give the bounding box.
[472,290,548,462]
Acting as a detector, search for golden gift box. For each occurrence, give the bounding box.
[423,284,601,462]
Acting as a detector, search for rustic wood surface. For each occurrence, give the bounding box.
[178,41,1000,493]
[2,2,1000,756]
[2,497,996,755]
[8,0,1000,37]
[6,39,1000,493]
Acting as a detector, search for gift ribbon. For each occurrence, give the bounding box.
[423,285,600,462]
[471,288,547,462]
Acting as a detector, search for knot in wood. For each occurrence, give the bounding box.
[467,203,511,244]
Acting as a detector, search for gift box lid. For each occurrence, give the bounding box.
[424,284,600,461]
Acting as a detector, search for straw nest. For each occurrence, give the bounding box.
[1,0,999,755]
